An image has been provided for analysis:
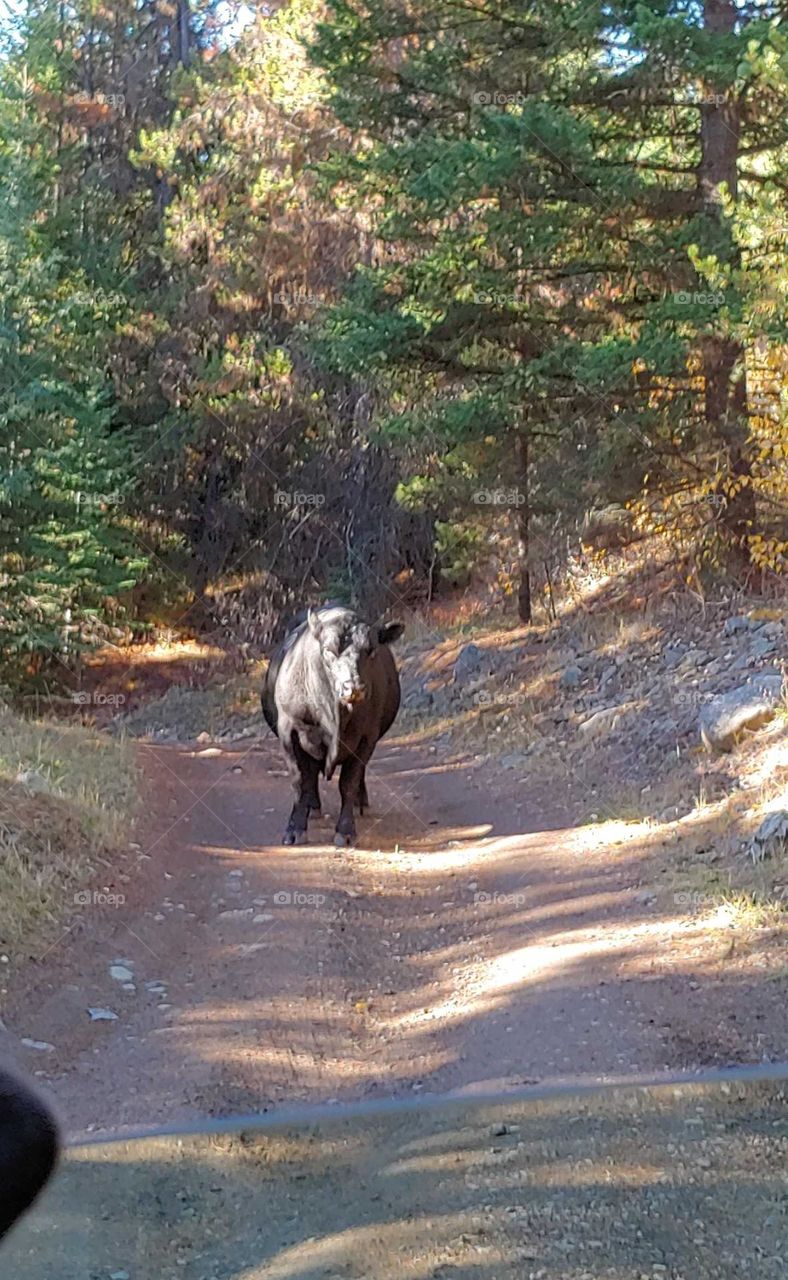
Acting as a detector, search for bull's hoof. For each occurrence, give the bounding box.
[283,830,308,846]
[334,833,354,848]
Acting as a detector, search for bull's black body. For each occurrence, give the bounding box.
[262,605,403,846]
[0,1065,60,1241]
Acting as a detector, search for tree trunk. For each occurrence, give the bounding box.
[175,0,191,68]
[515,429,531,624]
[699,0,756,563]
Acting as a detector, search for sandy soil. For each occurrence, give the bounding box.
[3,720,786,1141]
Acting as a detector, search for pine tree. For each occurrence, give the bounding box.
[312,0,788,611]
[0,33,146,671]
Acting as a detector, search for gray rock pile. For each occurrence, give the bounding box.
[401,609,784,782]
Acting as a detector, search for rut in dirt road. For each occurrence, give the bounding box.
[9,731,784,1138]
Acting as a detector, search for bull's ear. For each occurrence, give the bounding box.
[307,609,322,639]
[378,622,404,645]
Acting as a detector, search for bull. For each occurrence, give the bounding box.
[261,606,404,847]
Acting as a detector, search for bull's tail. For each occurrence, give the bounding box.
[324,727,340,780]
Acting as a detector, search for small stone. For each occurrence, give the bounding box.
[759,621,784,640]
[109,965,134,982]
[559,665,583,690]
[748,810,788,862]
[13,768,52,794]
[723,615,751,636]
[21,1039,55,1052]
[453,643,491,684]
[693,649,712,666]
[87,1007,118,1022]
[579,705,622,738]
[404,684,434,711]
[749,636,777,659]
[500,752,528,769]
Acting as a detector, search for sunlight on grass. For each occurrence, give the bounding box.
[0,707,139,952]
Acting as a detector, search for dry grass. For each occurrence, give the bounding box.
[0,708,139,953]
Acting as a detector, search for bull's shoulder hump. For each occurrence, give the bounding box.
[282,622,307,652]
[316,605,356,627]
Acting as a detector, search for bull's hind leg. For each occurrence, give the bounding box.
[283,735,322,845]
[358,767,369,816]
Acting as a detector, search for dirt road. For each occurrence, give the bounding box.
[7,1077,788,1279]
[6,729,786,1138]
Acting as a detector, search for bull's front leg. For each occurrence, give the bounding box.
[282,731,321,845]
[335,746,369,847]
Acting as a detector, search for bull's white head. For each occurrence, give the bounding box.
[307,609,404,709]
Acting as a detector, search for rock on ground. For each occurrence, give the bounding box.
[453,643,493,684]
[748,810,788,862]
[698,674,784,753]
